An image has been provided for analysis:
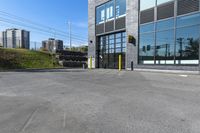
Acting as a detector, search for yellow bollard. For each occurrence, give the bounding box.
[119,54,122,71]
[90,56,92,69]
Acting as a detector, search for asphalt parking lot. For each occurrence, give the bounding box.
[0,69,200,133]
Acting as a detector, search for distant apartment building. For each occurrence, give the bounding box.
[0,28,30,49]
[0,32,3,47]
[42,38,63,52]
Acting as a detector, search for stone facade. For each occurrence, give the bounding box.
[126,0,139,69]
[88,0,200,71]
[88,0,110,68]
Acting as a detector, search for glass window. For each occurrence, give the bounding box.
[109,34,114,40]
[109,39,114,44]
[116,43,121,48]
[116,33,121,38]
[110,44,114,49]
[106,36,109,44]
[116,0,126,18]
[106,0,114,21]
[96,5,105,24]
[140,0,156,11]
[157,18,174,31]
[157,0,174,5]
[177,13,200,28]
[100,37,103,45]
[122,42,126,47]
[176,25,200,64]
[122,32,126,37]
[100,36,103,50]
[139,33,155,64]
[109,53,115,68]
[116,38,121,43]
[122,47,126,53]
[140,23,155,33]
[122,37,126,43]
[116,48,122,53]
[98,32,126,69]
[156,30,175,64]
[110,48,115,53]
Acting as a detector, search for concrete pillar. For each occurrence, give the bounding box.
[126,0,139,70]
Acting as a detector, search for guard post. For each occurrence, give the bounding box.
[131,61,134,71]
[90,56,92,69]
[119,54,122,71]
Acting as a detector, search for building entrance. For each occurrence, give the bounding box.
[97,32,126,69]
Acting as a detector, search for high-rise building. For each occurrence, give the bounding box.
[88,0,200,71]
[0,28,30,49]
[42,38,63,52]
[0,32,3,47]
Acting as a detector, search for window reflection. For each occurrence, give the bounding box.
[139,11,200,65]
[140,23,154,33]
[176,26,200,64]
[177,13,200,28]
[106,1,114,21]
[116,0,126,18]
[139,33,155,64]
[140,0,156,11]
[157,0,174,5]
[156,30,174,64]
[96,5,105,24]
[96,0,126,25]
[157,18,174,31]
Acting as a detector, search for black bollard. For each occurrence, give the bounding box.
[131,61,134,71]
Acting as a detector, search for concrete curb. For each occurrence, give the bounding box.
[127,68,199,75]
[0,68,87,73]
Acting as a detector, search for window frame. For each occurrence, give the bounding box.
[96,0,126,25]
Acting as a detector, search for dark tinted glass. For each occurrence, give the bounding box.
[98,32,126,69]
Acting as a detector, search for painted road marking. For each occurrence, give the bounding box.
[179,75,188,77]
[20,107,39,132]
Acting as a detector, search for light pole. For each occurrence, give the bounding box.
[68,21,72,50]
[34,42,36,51]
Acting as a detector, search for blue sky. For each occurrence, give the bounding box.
[0,0,88,48]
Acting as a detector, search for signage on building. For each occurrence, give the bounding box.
[128,35,136,46]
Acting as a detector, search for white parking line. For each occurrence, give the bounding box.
[179,75,188,77]
[21,107,39,132]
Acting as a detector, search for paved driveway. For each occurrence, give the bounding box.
[0,69,200,133]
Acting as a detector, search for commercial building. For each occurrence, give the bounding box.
[88,0,200,70]
[42,38,63,52]
[0,28,30,49]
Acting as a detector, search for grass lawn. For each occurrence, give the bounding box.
[0,48,61,69]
